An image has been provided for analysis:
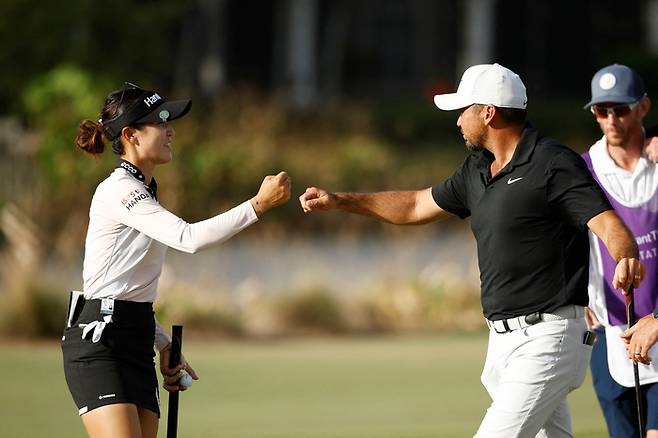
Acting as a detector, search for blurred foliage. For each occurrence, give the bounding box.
[278,287,347,334]
[0,242,482,339]
[0,0,187,112]
[23,65,111,189]
[0,281,68,338]
[151,263,483,338]
[156,291,245,337]
[18,66,114,257]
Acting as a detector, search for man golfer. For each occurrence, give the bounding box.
[299,63,644,437]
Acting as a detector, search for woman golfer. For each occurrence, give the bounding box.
[62,83,291,437]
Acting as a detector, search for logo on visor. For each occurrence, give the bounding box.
[143,93,162,107]
[159,110,170,121]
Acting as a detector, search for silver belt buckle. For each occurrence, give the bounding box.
[100,298,115,316]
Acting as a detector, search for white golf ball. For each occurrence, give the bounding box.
[179,372,193,388]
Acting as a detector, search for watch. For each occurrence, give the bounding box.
[653,306,658,319]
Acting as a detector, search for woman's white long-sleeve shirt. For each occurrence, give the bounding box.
[81,166,258,349]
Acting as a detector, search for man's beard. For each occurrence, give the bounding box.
[466,141,484,152]
[464,128,487,152]
[605,129,628,148]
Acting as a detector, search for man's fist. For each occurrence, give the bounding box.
[299,187,337,213]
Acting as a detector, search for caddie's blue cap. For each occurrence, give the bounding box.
[584,64,645,109]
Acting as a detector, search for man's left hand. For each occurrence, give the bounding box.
[644,135,658,162]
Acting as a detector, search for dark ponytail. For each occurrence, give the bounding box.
[75,87,145,157]
[75,119,105,155]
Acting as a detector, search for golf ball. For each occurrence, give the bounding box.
[179,372,193,388]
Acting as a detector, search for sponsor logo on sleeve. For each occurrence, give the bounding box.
[121,188,150,211]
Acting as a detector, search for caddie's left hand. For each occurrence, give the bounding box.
[644,135,658,163]
[159,348,199,392]
[612,257,644,294]
[621,313,658,364]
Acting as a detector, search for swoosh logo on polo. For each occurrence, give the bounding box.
[507,177,523,185]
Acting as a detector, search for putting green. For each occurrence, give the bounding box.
[0,334,606,437]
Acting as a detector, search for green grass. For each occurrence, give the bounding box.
[0,334,607,437]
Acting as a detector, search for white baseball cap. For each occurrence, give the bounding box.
[434,63,527,111]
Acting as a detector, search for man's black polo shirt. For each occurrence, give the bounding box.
[432,125,612,321]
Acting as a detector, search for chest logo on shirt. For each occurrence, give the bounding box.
[121,189,150,210]
[507,177,523,185]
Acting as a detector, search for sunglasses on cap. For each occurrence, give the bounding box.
[590,101,639,118]
[117,81,141,104]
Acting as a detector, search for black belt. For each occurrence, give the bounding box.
[65,291,153,343]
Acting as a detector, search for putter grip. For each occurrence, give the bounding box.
[167,325,183,438]
[168,325,183,368]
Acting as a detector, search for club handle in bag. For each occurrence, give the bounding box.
[625,287,644,437]
[167,325,183,438]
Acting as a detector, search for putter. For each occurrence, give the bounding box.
[625,287,644,438]
[167,325,183,438]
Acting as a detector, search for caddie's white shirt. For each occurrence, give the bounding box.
[587,135,658,386]
[82,165,258,349]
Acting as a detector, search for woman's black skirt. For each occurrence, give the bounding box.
[61,297,160,416]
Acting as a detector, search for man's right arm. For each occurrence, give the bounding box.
[587,209,644,292]
[298,187,450,225]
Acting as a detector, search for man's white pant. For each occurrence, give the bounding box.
[474,316,592,438]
